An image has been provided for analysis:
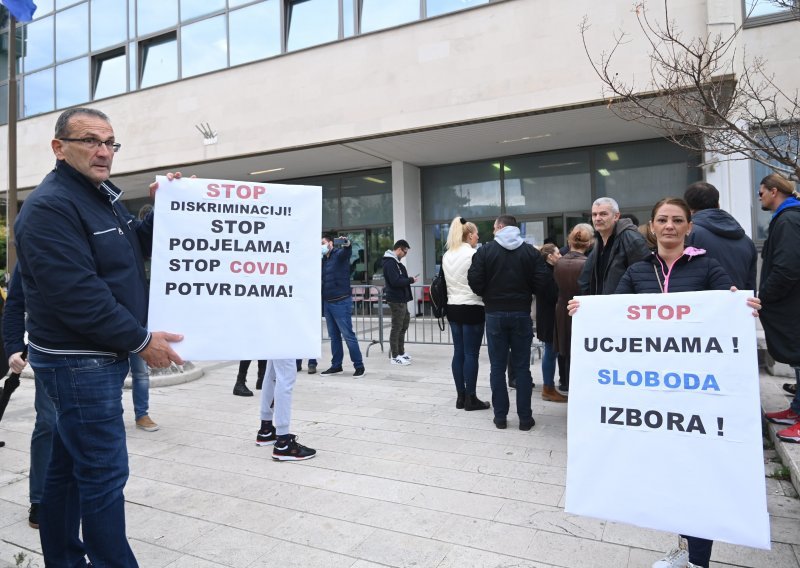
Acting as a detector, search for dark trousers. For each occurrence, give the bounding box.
[388,302,410,357]
[449,321,484,394]
[486,312,533,421]
[684,535,713,567]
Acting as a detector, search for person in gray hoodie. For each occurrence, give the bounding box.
[684,181,757,290]
[468,215,554,431]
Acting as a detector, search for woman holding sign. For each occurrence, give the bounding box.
[569,197,760,568]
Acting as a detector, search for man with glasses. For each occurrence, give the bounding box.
[14,107,184,567]
[759,174,800,443]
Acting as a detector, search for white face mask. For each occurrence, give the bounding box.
[321,244,330,257]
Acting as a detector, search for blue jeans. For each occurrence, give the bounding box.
[129,353,149,420]
[30,371,56,504]
[485,312,533,421]
[324,297,363,369]
[541,342,557,387]
[790,366,800,415]
[449,321,484,394]
[29,348,138,568]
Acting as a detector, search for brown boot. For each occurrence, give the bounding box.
[542,385,567,403]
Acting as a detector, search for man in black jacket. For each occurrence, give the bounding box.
[684,181,757,290]
[579,197,651,295]
[760,174,800,443]
[468,215,554,431]
[14,107,184,567]
[382,240,418,365]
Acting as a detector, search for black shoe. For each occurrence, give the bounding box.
[308,363,317,374]
[456,392,465,409]
[508,377,516,389]
[256,425,277,446]
[558,381,569,392]
[493,417,507,429]
[519,418,535,431]
[783,383,797,395]
[273,435,316,461]
[464,394,490,411]
[320,366,343,376]
[353,367,366,378]
[233,381,253,397]
[28,503,39,529]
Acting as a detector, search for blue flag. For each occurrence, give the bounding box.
[1,0,37,22]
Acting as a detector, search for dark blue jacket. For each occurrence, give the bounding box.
[322,244,352,301]
[686,208,757,290]
[2,268,26,356]
[615,249,732,295]
[14,160,153,356]
[382,251,413,303]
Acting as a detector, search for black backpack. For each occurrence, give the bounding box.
[429,268,447,330]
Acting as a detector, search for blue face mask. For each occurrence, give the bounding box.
[321,244,330,257]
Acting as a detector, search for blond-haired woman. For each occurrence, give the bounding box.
[442,217,490,411]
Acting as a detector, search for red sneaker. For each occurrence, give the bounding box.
[765,408,800,425]
[777,422,800,443]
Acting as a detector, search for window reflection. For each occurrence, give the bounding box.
[342,0,354,37]
[504,151,591,216]
[745,0,794,17]
[360,0,418,33]
[56,2,88,61]
[422,161,501,221]
[180,0,225,22]
[0,84,7,124]
[181,15,227,78]
[24,67,54,116]
[426,0,489,18]
[229,0,257,7]
[1,29,24,80]
[22,16,54,72]
[55,0,81,8]
[287,0,338,52]
[138,0,178,36]
[91,0,127,51]
[340,172,393,227]
[229,1,280,66]
[56,56,88,107]
[139,33,177,88]
[93,49,126,99]
[33,0,55,17]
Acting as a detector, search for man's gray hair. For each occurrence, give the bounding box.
[54,107,110,138]
[592,197,620,214]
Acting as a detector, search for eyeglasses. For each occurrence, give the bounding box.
[758,188,773,198]
[59,137,121,153]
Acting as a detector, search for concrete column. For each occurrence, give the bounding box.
[391,161,424,310]
[704,151,754,237]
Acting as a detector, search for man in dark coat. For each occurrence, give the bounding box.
[382,240,418,364]
[578,197,651,295]
[684,181,757,290]
[760,174,800,443]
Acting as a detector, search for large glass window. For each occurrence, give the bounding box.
[593,141,701,209]
[181,14,227,78]
[504,151,592,216]
[137,0,178,36]
[360,0,418,33]
[1,28,24,80]
[93,49,126,99]
[24,67,54,116]
[229,1,280,66]
[745,0,796,17]
[422,160,502,221]
[56,56,88,107]
[56,2,88,61]
[139,32,177,88]
[340,172,393,227]
[180,0,226,21]
[22,15,54,72]
[91,0,127,51]
[286,0,338,52]
[343,0,354,37]
[34,0,55,17]
[0,83,7,124]
[427,0,489,18]
[56,0,82,8]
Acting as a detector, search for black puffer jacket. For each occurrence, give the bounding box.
[382,251,413,303]
[687,208,757,290]
[759,202,800,365]
[579,219,651,295]
[615,248,732,294]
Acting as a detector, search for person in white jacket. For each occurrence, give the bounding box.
[442,217,490,411]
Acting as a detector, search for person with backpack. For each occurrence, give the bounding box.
[441,217,489,411]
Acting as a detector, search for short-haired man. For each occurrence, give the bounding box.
[382,239,418,365]
[320,233,366,377]
[14,107,184,566]
[759,174,800,442]
[468,215,554,430]
[684,181,757,290]
[579,197,651,295]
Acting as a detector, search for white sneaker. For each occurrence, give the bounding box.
[390,357,411,366]
[652,548,689,568]
[398,353,412,361]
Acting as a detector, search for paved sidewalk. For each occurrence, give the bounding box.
[1,344,798,567]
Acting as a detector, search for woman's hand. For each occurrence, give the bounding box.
[731,286,761,317]
[568,298,580,316]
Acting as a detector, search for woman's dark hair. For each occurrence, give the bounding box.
[650,197,691,223]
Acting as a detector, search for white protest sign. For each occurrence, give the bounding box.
[147,177,322,360]
[564,290,769,549]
